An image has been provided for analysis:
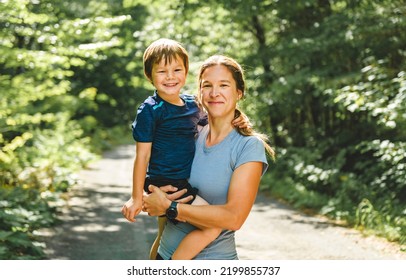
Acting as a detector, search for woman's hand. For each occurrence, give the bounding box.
[142,186,170,216]
[142,185,192,216]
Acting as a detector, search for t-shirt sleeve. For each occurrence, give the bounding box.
[132,103,155,142]
[235,137,269,176]
[183,93,208,126]
[197,111,208,126]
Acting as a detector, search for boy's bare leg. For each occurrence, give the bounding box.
[171,227,221,260]
[149,216,167,260]
[171,195,221,260]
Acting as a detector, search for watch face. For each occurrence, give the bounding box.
[166,202,178,220]
[166,208,177,220]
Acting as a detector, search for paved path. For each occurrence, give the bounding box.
[42,145,406,260]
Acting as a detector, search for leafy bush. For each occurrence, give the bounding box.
[0,185,59,259]
[266,143,405,249]
[0,112,97,259]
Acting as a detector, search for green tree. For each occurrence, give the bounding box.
[0,0,135,259]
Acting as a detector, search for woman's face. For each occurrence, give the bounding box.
[200,65,242,119]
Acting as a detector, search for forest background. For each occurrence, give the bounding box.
[1,0,405,259]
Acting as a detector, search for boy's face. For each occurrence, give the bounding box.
[150,55,187,99]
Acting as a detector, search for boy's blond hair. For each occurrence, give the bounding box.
[143,38,189,82]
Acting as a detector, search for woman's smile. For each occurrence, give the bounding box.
[200,65,241,118]
[208,101,224,105]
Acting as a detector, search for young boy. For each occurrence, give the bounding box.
[122,38,245,260]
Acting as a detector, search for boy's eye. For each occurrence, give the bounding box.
[202,84,211,88]
[175,68,182,72]
[220,84,229,87]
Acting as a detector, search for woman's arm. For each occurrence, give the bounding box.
[143,161,263,231]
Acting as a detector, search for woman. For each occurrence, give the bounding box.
[143,55,274,260]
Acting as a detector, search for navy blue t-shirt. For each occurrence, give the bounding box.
[132,91,207,180]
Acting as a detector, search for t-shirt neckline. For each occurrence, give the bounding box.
[203,128,237,153]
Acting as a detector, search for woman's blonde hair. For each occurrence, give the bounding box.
[198,55,275,159]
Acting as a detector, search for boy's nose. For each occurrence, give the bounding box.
[166,71,174,79]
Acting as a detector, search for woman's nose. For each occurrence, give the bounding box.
[209,87,220,97]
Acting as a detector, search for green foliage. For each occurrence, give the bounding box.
[0,0,127,258]
[355,199,405,247]
[335,61,406,131]
[0,185,59,259]
[262,172,329,212]
[1,0,405,258]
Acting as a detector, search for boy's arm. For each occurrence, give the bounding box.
[197,109,251,131]
[132,142,151,200]
[122,142,151,222]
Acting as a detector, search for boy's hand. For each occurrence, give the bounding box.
[121,198,142,222]
[232,111,252,129]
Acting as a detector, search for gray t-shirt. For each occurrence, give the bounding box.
[158,125,269,260]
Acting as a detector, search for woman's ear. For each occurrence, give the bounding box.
[237,90,243,100]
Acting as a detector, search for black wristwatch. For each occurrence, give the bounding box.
[166,201,178,220]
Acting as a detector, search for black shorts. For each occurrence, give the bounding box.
[155,253,172,260]
[144,177,198,204]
